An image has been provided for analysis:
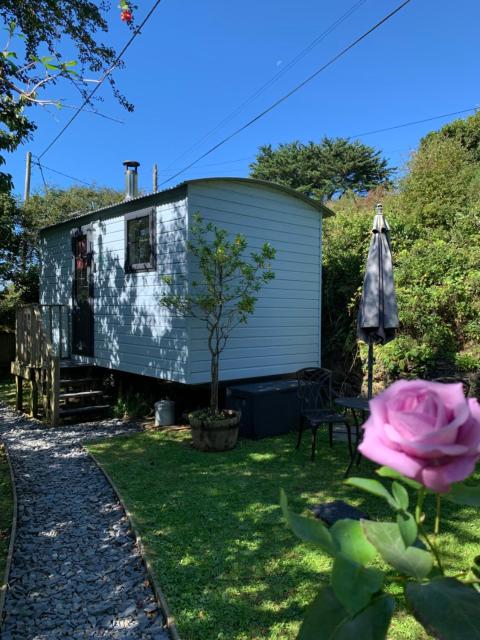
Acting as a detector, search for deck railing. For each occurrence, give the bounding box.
[12,303,71,426]
[15,304,70,365]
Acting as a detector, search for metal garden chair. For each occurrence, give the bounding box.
[295,367,353,462]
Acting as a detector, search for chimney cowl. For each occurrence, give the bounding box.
[123,160,140,200]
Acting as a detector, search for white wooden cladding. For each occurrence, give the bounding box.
[39,180,324,383]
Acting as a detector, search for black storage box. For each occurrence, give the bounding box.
[226,379,300,439]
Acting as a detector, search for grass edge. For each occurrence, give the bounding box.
[0,439,17,626]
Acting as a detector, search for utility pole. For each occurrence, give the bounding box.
[24,151,32,203]
[20,151,32,276]
[153,163,158,193]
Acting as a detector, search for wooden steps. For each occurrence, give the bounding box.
[59,377,98,386]
[59,360,90,369]
[59,404,111,418]
[12,305,113,427]
[58,363,112,423]
[59,390,104,401]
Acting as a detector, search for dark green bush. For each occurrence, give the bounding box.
[322,114,480,392]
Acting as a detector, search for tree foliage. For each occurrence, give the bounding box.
[322,112,480,392]
[0,191,22,282]
[0,185,122,327]
[397,137,476,230]
[25,185,122,229]
[250,137,394,200]
[160,214,276,413]
[0,1,134,191]
[421,109,480,163]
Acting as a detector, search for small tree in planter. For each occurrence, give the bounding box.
[160,213,276,451]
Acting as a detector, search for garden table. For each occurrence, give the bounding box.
[334,396,370,476]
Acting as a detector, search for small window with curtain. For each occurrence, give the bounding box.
[124,208,156,272]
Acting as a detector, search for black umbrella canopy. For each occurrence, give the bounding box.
[357,203,399,396]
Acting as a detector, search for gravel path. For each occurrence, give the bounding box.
[0,405,169,640]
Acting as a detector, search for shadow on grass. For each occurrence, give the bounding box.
[0,372,32,414]
[88,429,480,640]
[0,444,13,580]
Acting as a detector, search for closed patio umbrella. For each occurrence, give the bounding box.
[357,203,399,398]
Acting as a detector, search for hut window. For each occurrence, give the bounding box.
[124,208,156,272]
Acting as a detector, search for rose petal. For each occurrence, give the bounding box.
[359,420,424,479]
[386,411,462,446]
[460,399,480,452]
[419,455,480,493]
[383,423,469,457]
[389,397,469,443]
[361,380,478,492]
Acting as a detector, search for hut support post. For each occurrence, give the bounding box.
[15,376,23,411]
[49,358,60,427]
[30,377,39,418]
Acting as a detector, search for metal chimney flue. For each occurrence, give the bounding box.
[123,160,140,200]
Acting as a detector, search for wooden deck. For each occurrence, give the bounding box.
[11,305,112,426]
[11,305,70,426]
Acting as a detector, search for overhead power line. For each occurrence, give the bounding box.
[38,104,478,188]
[37,163,48,190]
[38,0,164,159]
[347,107,478,139]
[178,106,479,171]
[60,103,125,125]
[165,0,368,169]
[160,0,412,187]
[32,160,92,186]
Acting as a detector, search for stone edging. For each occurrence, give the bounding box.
[86,449,181,640]
[0,440,18,627]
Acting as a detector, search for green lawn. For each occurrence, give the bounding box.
[0,372,30,412]
[0,375,17,583]
[0,373,16,408]
[0,444,13,583]
[88,429,480,640]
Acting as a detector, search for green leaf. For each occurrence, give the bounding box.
[331,555,384,616]
[444,482,480,506]
[345,477,398,510]
[406,578,480,640]
[330,519,377,565]
[280,490,336,556]
[362,521,433,580]
[396,511,417,547]
[376,467,422,490]
[299,586,394,640]
[392,481,409,510]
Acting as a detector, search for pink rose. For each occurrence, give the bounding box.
[358,379,480,492]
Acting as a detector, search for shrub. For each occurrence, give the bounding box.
[322,113,480,391]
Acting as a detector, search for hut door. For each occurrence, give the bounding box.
[72,229,94,356]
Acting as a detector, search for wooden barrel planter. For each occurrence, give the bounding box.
[188,410,241,452]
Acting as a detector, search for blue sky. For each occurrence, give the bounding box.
[8,0,480,197]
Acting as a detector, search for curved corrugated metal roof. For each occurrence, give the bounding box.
[186,177,333,216]
[40,176,333,231]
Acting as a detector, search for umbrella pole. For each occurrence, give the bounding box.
[367,342,374,399]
